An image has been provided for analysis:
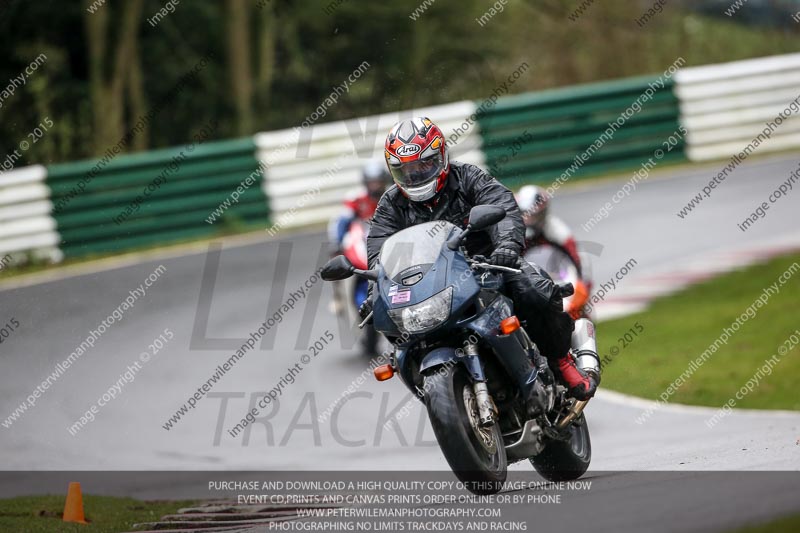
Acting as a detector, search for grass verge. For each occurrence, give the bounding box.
[731,513,800,533]
[598,252,800,410]
[0,494,196,533]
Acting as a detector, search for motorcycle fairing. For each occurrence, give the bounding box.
[372,225,480,339]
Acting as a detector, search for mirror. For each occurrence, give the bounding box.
[446,229,465,251]
[360,269,380,282]
[468,205,506,231]
[447,205,507,250]
[321,255,354,281]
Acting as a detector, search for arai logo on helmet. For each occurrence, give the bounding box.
[396,144,421,157]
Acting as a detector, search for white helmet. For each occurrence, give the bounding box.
[516,185,550,231]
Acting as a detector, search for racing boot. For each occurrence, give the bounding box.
[557,355,597,400]
[557,318,601,400]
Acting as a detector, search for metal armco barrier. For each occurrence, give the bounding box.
[477,75,685,187]
[48,138,268,258]
[0,165,61,262]
[675,52,800,161]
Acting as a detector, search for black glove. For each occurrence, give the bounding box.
[489,246,520,268]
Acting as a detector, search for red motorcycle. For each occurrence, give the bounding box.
[333,220,379,355]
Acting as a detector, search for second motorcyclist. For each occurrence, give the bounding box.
[328,160,392,355]
[516,185,592,319]
[516,185,582,274]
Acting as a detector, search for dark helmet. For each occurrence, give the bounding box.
[384,117,449,203]
[362,159,391,200]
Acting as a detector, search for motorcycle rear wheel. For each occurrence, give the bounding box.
[530,413,591,481]
[424,364,507,494]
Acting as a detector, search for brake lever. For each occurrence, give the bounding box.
[470,262,522,274]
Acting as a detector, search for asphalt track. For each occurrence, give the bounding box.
[1,153,799,532]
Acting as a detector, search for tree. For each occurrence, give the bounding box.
[82,0,146,154]
[226,0,254,135]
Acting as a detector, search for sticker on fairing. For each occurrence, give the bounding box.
[391,291,411,304]
[388,285,399,296]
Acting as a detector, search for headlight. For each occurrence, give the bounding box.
[388,287,453,334]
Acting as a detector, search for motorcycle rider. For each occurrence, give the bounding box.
[517,185,592,319]
[364,117,599,400]
[328,159,392,257]
[328,160,391,355]
[516,185,582,274]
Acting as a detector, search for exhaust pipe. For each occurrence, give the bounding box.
[556,400,588,430]
[572,318,601,383]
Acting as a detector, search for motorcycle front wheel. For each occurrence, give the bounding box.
[423,364,507,495]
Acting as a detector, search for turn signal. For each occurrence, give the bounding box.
[500,316,520,335]
[373,364,395,381]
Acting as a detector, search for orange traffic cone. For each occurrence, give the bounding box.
[62,481,88,524]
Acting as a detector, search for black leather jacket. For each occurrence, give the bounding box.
[367,161,525,268]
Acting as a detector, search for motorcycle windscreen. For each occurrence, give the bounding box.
[379,220,456,282]
[525,244,578,285]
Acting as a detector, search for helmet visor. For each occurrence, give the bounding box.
[389,152,444,190]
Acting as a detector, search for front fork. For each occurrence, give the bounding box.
[463,343,497,427]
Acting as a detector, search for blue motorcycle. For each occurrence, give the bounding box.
[321,206,592,494]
